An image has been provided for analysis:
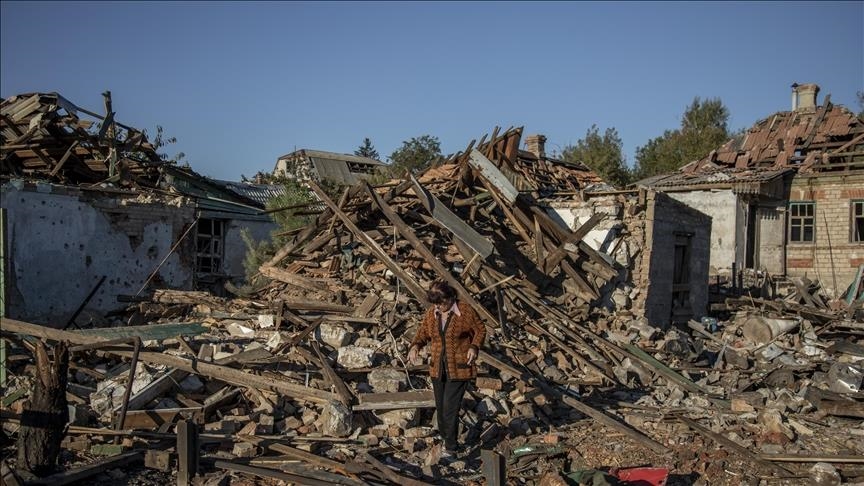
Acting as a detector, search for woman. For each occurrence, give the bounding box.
[407,280,486,456]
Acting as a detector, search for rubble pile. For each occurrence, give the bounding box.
[1,92,164,185]
[1,127,863,485]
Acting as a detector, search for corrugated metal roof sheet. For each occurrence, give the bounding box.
[212,180,287,207]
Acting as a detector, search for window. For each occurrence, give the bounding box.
[853,200,864,243]
[195,218,224,274]
[788,202,815,243]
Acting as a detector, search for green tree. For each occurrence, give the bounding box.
[355,137,380,160]
[387,135,442,177]
[146,125,187,166]
[561,125,630,188]
[633,97,730,179]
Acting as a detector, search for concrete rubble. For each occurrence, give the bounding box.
[1,127,863,486]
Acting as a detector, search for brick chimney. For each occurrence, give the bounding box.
[525,134,546,158]
[792,83,820,111]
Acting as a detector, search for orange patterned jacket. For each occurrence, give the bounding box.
[411,301,486,381]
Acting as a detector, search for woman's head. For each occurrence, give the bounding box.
[427,280,457,307]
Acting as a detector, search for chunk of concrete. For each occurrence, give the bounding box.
[337,345,374,369]
[316,322,355,348]
[368,368,407,393]
[320,400,353,437]
[376,408,416,428]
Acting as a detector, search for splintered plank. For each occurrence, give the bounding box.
[354,294,381,317]
[365,183,499,327]
[28,452,143,486]
[678,416,793,476]
[75,322,207,341]
[352,390,435,411]
[2,318,338,405]
[360,451,429,486]
[259,265,334,293]
[311,341,354,407]
[214,461,338,486]
[308,181,428,303]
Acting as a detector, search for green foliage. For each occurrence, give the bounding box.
[387,135,442,177]
[240,228,275,286]
[145,125,187,166]
[265,179,316,232]
[561,125,630,188]
[633,97,731,180]
[355,137,380,160]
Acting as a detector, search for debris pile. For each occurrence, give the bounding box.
[2,127,863,485]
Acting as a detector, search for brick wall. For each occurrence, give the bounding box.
[642,191,711,327]
[786,172,864,296]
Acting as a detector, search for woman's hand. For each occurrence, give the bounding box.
[466,346,477,365]
[407,345,420,365]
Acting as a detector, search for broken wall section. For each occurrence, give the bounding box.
[642,191,711,326]
[548,189,710,328]
[1,180,195,324]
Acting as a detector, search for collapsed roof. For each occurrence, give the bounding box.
[1,92,164,184]
[1,92,287,211]
[684,91,864,175]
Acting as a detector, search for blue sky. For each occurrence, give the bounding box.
[2,1,862,181]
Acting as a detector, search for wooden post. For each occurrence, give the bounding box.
[481,449,506,486]
[176,420,198,486]
[102,91,117,177]
[18,341,69,476]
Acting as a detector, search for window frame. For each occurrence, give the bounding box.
[852,200,864,243]
[195,218,225,275]
[788,201,815,244]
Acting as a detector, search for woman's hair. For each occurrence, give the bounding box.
[427,280,457,304]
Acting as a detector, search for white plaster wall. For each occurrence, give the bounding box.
[2,182,195,325]
[547,198,623,253]
[668,190,738,274]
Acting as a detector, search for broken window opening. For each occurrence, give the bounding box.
[788,202,815,243]
[671,232,693,323]
[852,200,864,243]
[196,218,224,274]
[347,161,377,174]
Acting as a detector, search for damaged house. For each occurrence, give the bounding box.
[639,83,864,297]
[273,148,385,185]
[518,134,712,326]
[0,92,285,324]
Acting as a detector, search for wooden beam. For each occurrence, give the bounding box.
[176,420,199,486]
[359,451,429,486]
[352,390,435,411]
[120,407,200,430]
[308,181,428,303]
[678,416,793,476]
[285,316,324,347]
[48,140,80,178]
[540,211,605,273]
[560,396,667,454]
[238,436,362,476]
[2,318,338,405]
[213,461,337,486]
[365,183,499,327]
[311,341,354,407]
[259,265,333,293]
[27,452,143,486]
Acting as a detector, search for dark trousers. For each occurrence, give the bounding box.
[432,376,469,450]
